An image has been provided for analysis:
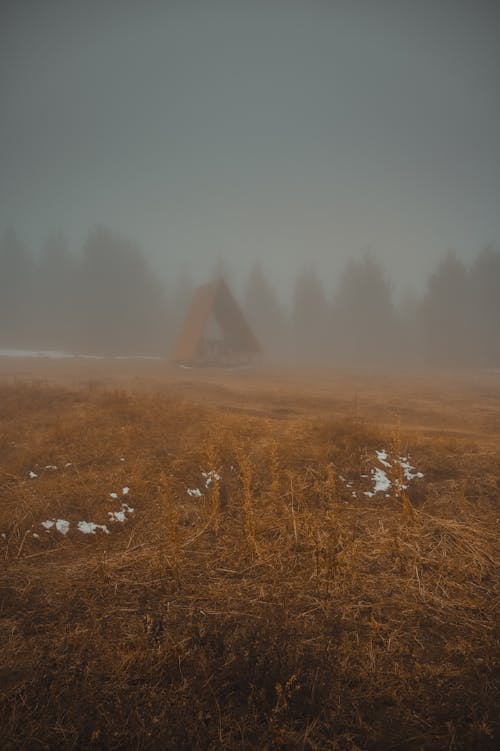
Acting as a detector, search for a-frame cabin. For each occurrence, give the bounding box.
[170,279,261,366]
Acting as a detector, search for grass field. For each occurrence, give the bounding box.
[1,361,499,750]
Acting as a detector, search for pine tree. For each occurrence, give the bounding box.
[0,227,35,347]
[292,264,330,361]
[332,252,398,366]
[422,252,471,366]
[244,263,287,360]
[469,246,500,366]
[77,225,168,355]
[35,231,76,350]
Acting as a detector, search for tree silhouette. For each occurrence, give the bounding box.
[77,225,168,355]
[35,231,76,350]
[0,227,35,347]
[332,252,398,365]
[167,266,196,351]
[244,263,287,360]
[397,286,424,365]
[469,246,500,366]
[421,251,472,366]
[292,264,330,361]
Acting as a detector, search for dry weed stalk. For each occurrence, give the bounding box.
[287,471,299,546]
[324,462,336,506]
[270,674,301,746]
[158,471,181,589]
[207,448,222,536]
[270,440,281,503]
[238,452,258,556]
[391,414,418,521]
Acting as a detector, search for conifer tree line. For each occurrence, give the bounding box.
[1,225,499,367]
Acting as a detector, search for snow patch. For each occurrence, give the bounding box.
[77,521,109,535]
[42,519,70,535]
[108,502,134,524]
[202,470,221,487]
[0,349,73,359]
[373,467,392,494]
[363,450,424,497]
[55,519,70,535]
[375,449,392,468]
[188,469,222,496]
[399,457,424,484]
[108,510,126,523]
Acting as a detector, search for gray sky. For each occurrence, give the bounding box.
[1,0,499,296]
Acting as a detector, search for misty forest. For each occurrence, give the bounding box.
[1,225,500,367]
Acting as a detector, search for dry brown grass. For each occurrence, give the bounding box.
[0,376,499,750]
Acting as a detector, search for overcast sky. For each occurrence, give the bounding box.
[1,0,499,295]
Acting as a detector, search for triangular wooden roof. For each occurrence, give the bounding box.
[170,278,261,363]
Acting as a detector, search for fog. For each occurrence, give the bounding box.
[1,1,499,365]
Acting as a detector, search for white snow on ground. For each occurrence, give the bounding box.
[375,450,392,468]
[187,470,222,496]
[109,510,126,523]
[202,470,221,487]
[361,449,424,498]
[39,490,135,535]
[373,467,392,493]
[55,519,70,535]
[0,349,74,359]
[122,486,129,495]
[399,457,424,484]
[108,501,134,524]
[0,349,165,361]
[42,519,70,534]
[28,471,38,479]
[44,465,58,471]
[112,355,164,361]
[108,502,134,523]
[77,521,109,535]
